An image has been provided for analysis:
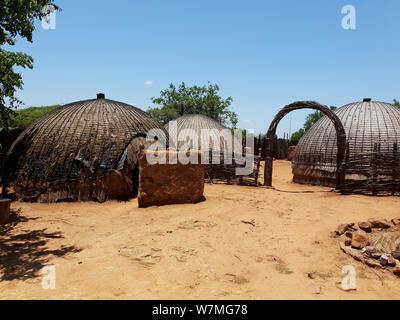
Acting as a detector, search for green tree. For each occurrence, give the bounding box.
[290,106,337,145]
[148,82,238,127]
[289,128,305,146]
[0,0,60,127]
[8,105,60,129]
[394,99,400,107]
[303,106,337,131]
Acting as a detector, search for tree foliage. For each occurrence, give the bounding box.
[0,0,60,127]
[289,128,305,146]
[8,104,59,129]
[290,106,337,145]
[394,99,400,108]
[147,82,238,128]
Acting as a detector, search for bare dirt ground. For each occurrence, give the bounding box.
[1,160,400,300]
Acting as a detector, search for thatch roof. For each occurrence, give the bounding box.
[292,99,400,186]
[165,114,239,151]
[2,95,167,186]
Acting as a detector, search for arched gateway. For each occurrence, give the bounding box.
[264,101,347,189]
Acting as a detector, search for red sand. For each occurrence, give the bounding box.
[1,160,400,299]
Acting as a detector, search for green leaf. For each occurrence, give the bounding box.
[147,82,238,127]
[0,1,61,128]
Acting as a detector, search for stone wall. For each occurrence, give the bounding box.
[138,149,205,208]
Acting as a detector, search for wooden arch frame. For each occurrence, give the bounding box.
[264,101,347,189]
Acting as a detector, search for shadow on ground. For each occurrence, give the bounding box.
[0,209,81,281]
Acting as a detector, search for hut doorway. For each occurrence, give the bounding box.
[264,101,347,189]
[132,164,139,197]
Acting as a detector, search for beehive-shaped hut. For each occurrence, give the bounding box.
[1,94,167,203]
[292,99,400,192]
[165,114,240,153]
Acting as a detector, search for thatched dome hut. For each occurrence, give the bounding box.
[2,94,167,203]
[165,114,240,153]
[292,99,400,189]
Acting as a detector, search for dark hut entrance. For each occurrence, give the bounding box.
[264,101,347,189]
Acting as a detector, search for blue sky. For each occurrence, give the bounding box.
[8,0,400,135]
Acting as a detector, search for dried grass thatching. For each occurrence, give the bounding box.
[1,95,167,202]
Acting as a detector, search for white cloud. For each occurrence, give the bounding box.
[242,119,251,124]
[144,80,154,85]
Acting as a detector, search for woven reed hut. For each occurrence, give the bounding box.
[165,114,240,153]
[292,99,400,192]
[165,114,261,186]
[1,94,167,203]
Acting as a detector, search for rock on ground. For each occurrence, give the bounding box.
[351,230,370,249]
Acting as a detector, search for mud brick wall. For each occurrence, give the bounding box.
[138,150,205,208]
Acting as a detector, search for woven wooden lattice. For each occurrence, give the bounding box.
[264,101,347,187]
[204,153,262,186]
[293,100,400,194]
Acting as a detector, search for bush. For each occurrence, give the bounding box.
[8,105,60,129]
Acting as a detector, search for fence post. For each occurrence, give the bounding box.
[256,134,261,156]
[255,154,261,186]
[264,136,273,186]
[338,141,350,191]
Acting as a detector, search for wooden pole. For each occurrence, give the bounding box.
[338,141,350,191]
[264,136,273,186]
[255,149,261,186]
[261,136,266,160]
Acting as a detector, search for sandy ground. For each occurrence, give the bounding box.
[1,160,400,300]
